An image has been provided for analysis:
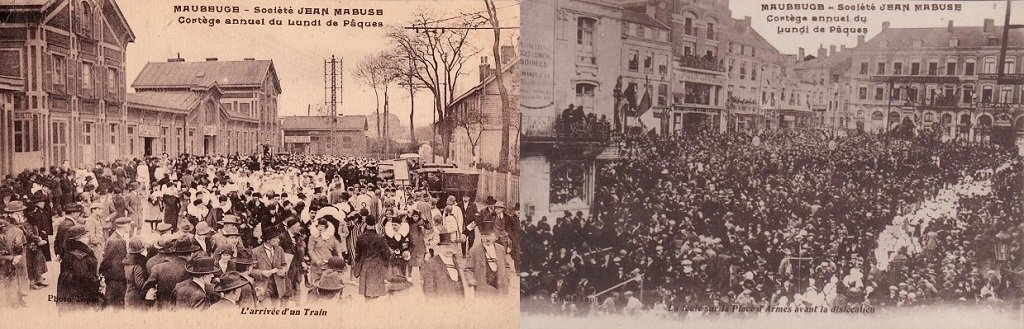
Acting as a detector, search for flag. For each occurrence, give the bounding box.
[636,86,652,117]
[623,83,637,115]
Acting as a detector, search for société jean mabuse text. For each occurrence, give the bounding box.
[173,5,385,16]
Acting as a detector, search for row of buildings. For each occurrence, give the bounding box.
[0,0,317,178]
[520,0,1024,220]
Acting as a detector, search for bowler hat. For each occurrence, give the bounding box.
[29,194,46,204]
[230,249,258,265]
[315,271,346,291]
[66,225,89,241]
[128,237,146,254]
[221,226,241,237]
[326,256,347,272]
[163,238,201,254]
[195,222,213,235]
[261,224,285,242]
[185,256,220,275]
[4,201,26,213]
[214,271,249,292]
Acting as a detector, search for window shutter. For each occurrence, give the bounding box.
[43,53,51,93]
[77,62,84,95]
[67,59,75,95]
[95,65,103,99]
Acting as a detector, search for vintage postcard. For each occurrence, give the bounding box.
[0,0,520,328]
[519,0,1024,328]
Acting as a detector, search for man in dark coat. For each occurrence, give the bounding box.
[252,226,290,307]
[143,238,199,309]
[465,233,512,296]
[422,244,465,298]
[100,217,132,308]
[460,195,479,253]
[53,203,82,259]
[172,255,218,309]
[26,196,53,261]
[354,217,389,300]
[56,225,105,312]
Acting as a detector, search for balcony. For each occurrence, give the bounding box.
[677,54,725,72]
[522,113,611,142]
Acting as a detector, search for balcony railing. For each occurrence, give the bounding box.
[677,54,725,72]
[522,113,611,141]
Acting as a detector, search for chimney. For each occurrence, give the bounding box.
[205,57,218,61]
[829,45,836,57]
[168,52,185,62]
[817,44,826,59]
[744,16,752,27]
[983,18,994,33]
[857,35,865,46]
[798,47,805,60]
[500,45,515,64]
[882,21,890,30]
[244,58,255,61]
[479,56,491,82]
[947,20,954,33]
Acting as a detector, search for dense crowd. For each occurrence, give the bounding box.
[522,129,1024,317]
[0,152,518,311]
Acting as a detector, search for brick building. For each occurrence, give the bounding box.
[280,115,368,156]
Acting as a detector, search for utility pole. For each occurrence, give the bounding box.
[325,55,343,155]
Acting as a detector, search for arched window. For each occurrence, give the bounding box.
[681,12,697,35]
[575,82,597,111]
[983,57,997,74]
[871,111,884,120]
[80,1,93,37]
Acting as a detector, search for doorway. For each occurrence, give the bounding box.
[204,136,215,155]
[144,137,155,156]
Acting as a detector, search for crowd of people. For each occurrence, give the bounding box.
[522,128,1024,317]
[0,152,518,311]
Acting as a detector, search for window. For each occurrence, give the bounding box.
[658,55,668,75]
[1001,86,1013,103]
[657,84,668,106]
[983,57,997,74]
[739,62,746,80]
[109,123,118,144]
[893,62,903,75]
[127,125,136,155]
[81,62,92,91]
[177,128,183,154]
[1004,58,1016,74]
[949,39,959,47]
[877,62,886,75]
[860,62,868,75]
[161,127,169,153]
[550,162,587,205]
[53,54,67,91]
[946,61,956,75]
[628,50,639,72]
[874,87,884,100]
[576,17,596,47]
[575,83,596,109]
[79,1,93,37]
[965,61,976,75]
[13,120,25,152]
[963,85,975,103]
[684,17,694,35]
[909,87,919,102]
[928,62,938,75]
[910,62,921,75]
[83,122,93,145]
[52,121,67,164]
[706,22,715,39]
[239,103,251,116]
[106,68,117,96]
[643,53,653,72]
[751,63,757,81]
[982,85,994,103]
[891,87,902,100]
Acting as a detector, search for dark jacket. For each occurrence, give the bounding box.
[56,240,104,311]
[422,255,465,298]
[123,253,149,308]
[172,279,214,309]
[143,256,190,309]
[100,231,129,282]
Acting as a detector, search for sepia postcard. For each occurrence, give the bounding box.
[518,0,1024,328]
[0,0,520,328]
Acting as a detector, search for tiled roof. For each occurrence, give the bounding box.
[132,60,279,92]
[126,92,200,113]
[280,115,367,131]
[3,0,52,7]
[622,10,671,30]
[861,26,1024,49]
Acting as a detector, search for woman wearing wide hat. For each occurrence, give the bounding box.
[227,248,259,308]
[211,271,249,309]
[55,225,105,312]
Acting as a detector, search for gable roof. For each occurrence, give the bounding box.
[126,91,200,114]
[861,26,1024,50]
[621,10,670,30]
[280,115,367,131]
[132,59,281,93]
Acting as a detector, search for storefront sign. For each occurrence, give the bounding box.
[284,135,311,144]
[138,124,160,137]
[203,125,218,136]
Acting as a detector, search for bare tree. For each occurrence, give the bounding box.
[388,9,481,161]
[482,0,513,171]
[454,94,488,165]
[353,53,385,138]
[353,50,402,144]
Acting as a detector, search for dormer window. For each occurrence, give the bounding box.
[949,39,959,47]
[913,40,923,47]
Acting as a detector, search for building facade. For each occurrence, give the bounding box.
[0,0,135,172]
[447,50,521,170]
[281,115,368,156]
[846,19,1024,146]
[129,57,282,156]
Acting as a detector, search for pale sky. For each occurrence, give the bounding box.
[731,0,1022,56]
[120,0,519,129]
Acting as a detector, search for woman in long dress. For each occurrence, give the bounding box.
[354,217,389,300]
